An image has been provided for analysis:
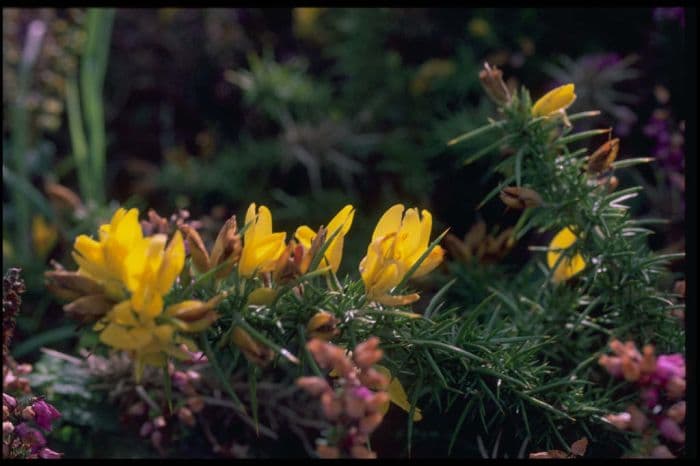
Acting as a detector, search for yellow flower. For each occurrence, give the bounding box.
[239,203,287,278]
[410,59,456,96]
[295,205,354,273]
[374,365,422,421]
[360,205,444,305]
[547,227,586,283]
[72,208,146,300]
[32,215,58,258]
[98,295,220,381]
[532,83,576,117]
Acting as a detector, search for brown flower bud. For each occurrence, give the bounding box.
[45,270,105,301]
[621,355,641,382]
[299,227,327,275]
[344,392,367,419]
[296,376,331,396]
[231,327,273,367]
[627,404,649,433]
[21,406,35,421]
[640,345,656,375]
[320,391,342,421]
[667,401,686,424]
[306,311,339,341]
[365,392,390,413]
[63,294,115,323]
[479,62,511,106]
[358,368,389,391]
[210,216,242,280]
[500,186,543,209]
[666,376,686,399]
[180,224,211,273]
[444,233,471,263]
[272,241,299,283]
[587,138,620,174]
[358,412,384,435]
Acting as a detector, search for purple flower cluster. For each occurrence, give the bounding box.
[599,340,686,457]
[3,394,62,459]
[643,109,685,186]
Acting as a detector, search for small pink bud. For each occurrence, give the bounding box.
[3,421,14,435]
[667,401,686,424]
[21,406,36,421]
[604,412,631,430]
[296,376,331,396]
[153,415,167,429]
[658,417,685,443]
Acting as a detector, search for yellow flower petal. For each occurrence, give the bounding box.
[372,204,405,241]
[294,225,317,249]
[374,365,422,421]
[532,83,576,117]
[157,230,185,294]
[547,227,586,283]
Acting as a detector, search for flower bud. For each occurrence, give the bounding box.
[139,421,153,437]
[3,421,14,435]
[306,311,339,341]
[180,224,211,273]
[499,186,543,209]
[231,327,273,367]
[658,417,685,443]
[650,445,675,459]
[22,406,36,421]
[38,447,62,459]
[587,138,620,174]
[45,270,105,302]
[296,376,331,396]
[666,376,686,399]
[63,294,115,323]
[210,215,242,280]
[667,401,686,424]
[621,355,640,382]
[320,391,342,421]
[3,393,17,410]
[479,62,511,106]
[604,412,631,430]
[532,83,576,117]
[365,392,390,413]
[32,400,61,431]
[344,391,367,419]
[153,415,166,429]
[358,412,384,435]
[627,404,649,433]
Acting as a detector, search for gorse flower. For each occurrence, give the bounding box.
[295,204,354,273]
[360,204,444,305]
[68,207,222,381]
[531,83,576,117]
[547,226,586,283]
[239,203,287,278]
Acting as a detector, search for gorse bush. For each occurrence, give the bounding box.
[21,63,684,459]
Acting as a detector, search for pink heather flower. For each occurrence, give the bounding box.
[653,354,685,384]
[604,412,631,430]
[2,393,17,409]
[38,447,62,459]
[657,417,685,443]
[32,399,61,431]
[640,387,660,409]
[14,422,46,452]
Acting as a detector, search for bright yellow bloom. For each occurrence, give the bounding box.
[374,365,422,421]
[360,205,444,305]
[98,295,220,381]
[295,205,354,273]
[532,83,576,117]
[72,208,146,300]
[239,203,287,278]
[547,226,586,283]
[32,215,58,258]
[72,207,185,316]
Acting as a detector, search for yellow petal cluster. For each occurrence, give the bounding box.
[71,208,213,380]
[295,205,355,273]
[239,203,287,278]
[360,204,444,305]
[531,83,576,117]
[547,226,586,283]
